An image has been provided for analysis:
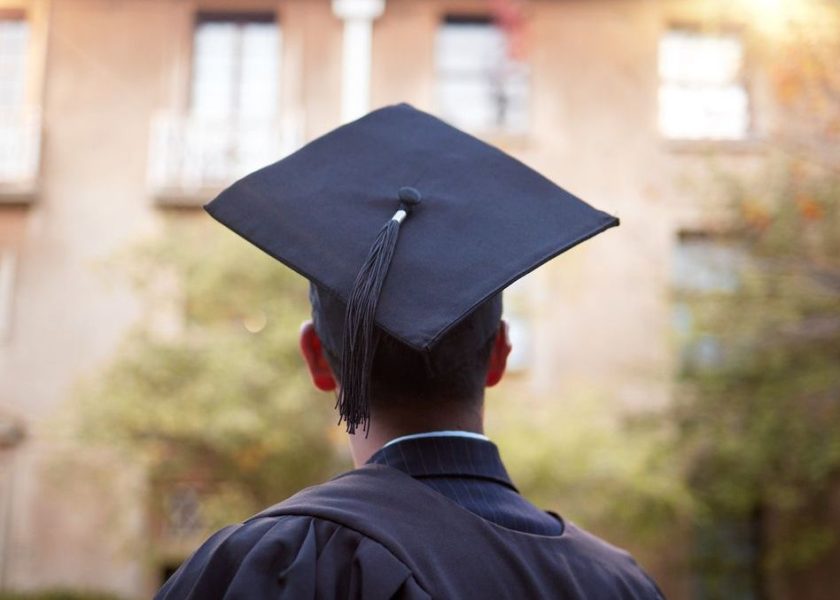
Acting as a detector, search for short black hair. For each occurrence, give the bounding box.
[311,285,502,413]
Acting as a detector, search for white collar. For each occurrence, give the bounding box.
[383,430,491,448]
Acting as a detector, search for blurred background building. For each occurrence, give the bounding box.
[0,0,838,598]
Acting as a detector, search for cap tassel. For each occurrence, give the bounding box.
[339,187,422,435]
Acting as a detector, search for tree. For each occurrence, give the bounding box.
[75,218,344,553]
[673,159,840,597]
[661,4,840,596]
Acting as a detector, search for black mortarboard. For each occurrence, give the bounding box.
[205,102,619,434]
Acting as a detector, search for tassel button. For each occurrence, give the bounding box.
[397,186,422,209]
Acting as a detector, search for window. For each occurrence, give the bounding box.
[435,16,529,134]
[503,274,535,373]
[0,16,29,110]
[670,231,746,373]
[658,28,749,140]
[671,231,745,294]
[190,12,279,120]
[1,14,39,190]
[148,12,286,199]
[163,485,203,540]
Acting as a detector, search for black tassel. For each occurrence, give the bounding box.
[338,187,421,435]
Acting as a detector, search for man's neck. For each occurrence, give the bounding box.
[346,409,484,467]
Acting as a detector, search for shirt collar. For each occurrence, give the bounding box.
[383,430,491,448]
[367,432,518,493]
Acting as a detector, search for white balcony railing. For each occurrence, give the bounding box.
[148,112,301,203]
[0,107,41,195]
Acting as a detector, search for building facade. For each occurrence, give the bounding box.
[0,0,835,597]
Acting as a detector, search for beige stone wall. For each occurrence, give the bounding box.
[0,0,832,597]
[370,0,770,417]
[3,0,169,592]
[0,1,346,594]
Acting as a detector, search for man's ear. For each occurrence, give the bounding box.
[299,321,338,392]
[485,320,512,387]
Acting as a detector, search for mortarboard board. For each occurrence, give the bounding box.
[205,102,619,434]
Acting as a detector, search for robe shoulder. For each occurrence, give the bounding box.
[155,513,431,600]
[156,466,665,600]
[562,522,666,599]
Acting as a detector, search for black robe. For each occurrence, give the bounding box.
[157,454,664,599]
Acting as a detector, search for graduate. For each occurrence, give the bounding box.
[156,103,665,599]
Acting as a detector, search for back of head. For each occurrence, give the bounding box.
[309,284,502,413]
[205,104,619,432]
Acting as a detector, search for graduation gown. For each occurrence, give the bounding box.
[157,437,663,599]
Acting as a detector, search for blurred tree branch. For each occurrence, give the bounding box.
[74,219,344,548]
[674,157,840,596]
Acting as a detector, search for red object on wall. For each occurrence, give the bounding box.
[491,0,528,60]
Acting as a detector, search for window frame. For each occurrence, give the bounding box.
[669,229,747,375]
[657,23,757,147]
[188,10,280,121]
[434,13,531,139]
[148,9,287,204]
[0,10,30,111]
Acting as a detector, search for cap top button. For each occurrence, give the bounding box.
[397,186,422,206]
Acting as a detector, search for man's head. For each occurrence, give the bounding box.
[300,284,511,432]
[204,102,619,449]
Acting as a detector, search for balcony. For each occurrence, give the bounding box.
[0,107,42,202]
[147,112,301,206]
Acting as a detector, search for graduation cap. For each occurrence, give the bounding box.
[205,103,619,434]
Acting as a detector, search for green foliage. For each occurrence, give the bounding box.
[674,158,840,572]
[490,390,691,546]
[76,219,344,533]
